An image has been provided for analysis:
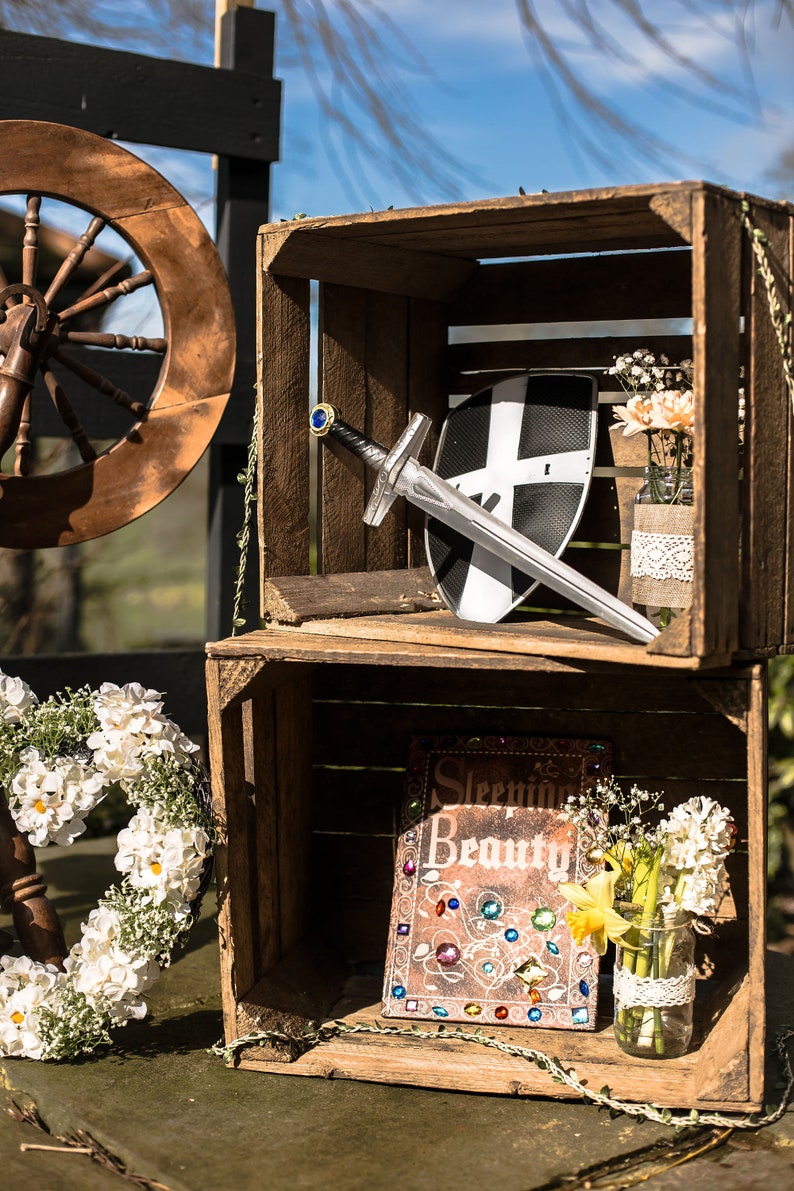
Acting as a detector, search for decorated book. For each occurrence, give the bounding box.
[382,734,612,1030]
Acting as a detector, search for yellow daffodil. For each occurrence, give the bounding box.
[558,869,634,955]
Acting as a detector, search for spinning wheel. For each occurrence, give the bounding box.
[0,119,235,548]
[0,121,235,967]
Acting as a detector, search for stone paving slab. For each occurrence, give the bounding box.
[0,838,792,1191]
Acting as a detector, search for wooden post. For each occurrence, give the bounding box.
[207,5,278,640]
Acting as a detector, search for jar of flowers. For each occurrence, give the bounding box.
[559,779,734,1059]
[609,350,695,630]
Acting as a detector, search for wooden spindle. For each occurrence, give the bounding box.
[0,793,66,969]
[22,195,41,291]
[41,365,97,462]
[13,393,31,476]
[57,270,154,325]
[51,347,148,419]
[44,215,106,307]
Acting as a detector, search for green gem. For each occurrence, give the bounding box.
[407,799,422,818]
[481,899,502,920]
[531,907,557,931]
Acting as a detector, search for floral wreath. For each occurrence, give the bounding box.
[0,670,212,1061]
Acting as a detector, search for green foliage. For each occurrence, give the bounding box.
[0,685,97,787]
[768,655,794,880]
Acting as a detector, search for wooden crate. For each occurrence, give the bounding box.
[206,631,767,1110]
[257,181,793,667]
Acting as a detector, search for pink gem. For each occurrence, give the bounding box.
[436,942,461,966]
[403,858,416,876]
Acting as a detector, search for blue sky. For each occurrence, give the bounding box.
[269,0,794,219]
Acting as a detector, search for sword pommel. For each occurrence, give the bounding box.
[309,402,389,471]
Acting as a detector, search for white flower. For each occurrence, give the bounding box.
[115,807,209,905]
[0,956,62,1060]
[88,682,198,787]
[0,671,37,724]
[659,796,734,915]
[9,748,107,846]
[67,904,159,1017]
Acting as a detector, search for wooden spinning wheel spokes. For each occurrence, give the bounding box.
[0,119,236,550]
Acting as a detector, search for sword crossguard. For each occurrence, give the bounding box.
[364,413,432,527]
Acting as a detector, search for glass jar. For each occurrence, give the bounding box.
[631,464,694,630]
[613,909,695,1059]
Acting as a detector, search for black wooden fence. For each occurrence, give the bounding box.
[0,7,280,736]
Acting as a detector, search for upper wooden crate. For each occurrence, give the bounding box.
[256,181,794,668]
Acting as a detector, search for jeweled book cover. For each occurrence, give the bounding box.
[382,735,612,1030]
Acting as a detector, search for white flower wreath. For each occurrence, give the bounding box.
[0,671,212,1061]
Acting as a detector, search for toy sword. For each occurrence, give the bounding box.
[309,403,658,644]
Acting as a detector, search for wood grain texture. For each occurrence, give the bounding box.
[690,190,743,659]
[263,568,440,624]
[257,262,311,584]
[741,203,791,649]
[275,674,314,956]
[364,290,410,571]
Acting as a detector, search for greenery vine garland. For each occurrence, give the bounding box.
[0,671,212,1061]
[214,1020,794,1132]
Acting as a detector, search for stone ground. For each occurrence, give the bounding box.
[1,838,793,1191]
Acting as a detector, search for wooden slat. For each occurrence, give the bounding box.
[313,768,401,836]
[275,674,314,955]
[259,226,476,300]
[449,250,692,327]
[408,297,449,565]
[257,265,311,585]
[741,203,791,649]
[689,190,742,659]
[364,290,410,571]
[246,695,280,977]
[264,568,439,625]
[319,283,369,573]
[746,666,768,1107]
[0,27,280,162]
[448,334,693,387]
[311,702,747,779]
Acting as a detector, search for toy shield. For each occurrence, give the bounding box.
[425,372,598,623]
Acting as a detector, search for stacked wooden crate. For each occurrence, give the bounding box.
[207,181,793,1109]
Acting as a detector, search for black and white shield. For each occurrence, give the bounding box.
[425,372,598,623]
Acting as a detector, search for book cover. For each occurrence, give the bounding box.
[382,734,611,1030]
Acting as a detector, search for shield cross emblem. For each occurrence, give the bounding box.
[424,372,598,623]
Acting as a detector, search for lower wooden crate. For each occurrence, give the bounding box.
[206,627,767,1110]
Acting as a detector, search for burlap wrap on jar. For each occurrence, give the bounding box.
[630,503,694,609]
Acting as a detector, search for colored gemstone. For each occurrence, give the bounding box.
[436,942,461,966]
[529,988,541,1005]
[588,742,606,752]
[466,736,482,748]
[481,899,502,920]
[448,897,460,910]
[407,799,422,817]
[556,739,572,749]
[494,1006,509,1020]
[432,1006,449,1017]
[309,406,329,431]
[514,957,548,990]
[406,999,418,1012]
[531,907,557,931]
[546,941,560,956]
[586,845,605,863]
[392,985,406,999]
[403,858,416,876]
[464,1002,482,1017]
[482,962,495,974]
[504,928,519,943]
[586,761,601,775]
[436,899,446,916]
[579,979,590,997]
[404,830,417,843]
[418,737,433,749]
[397,923,410,936]
[528,1008,542,1022]
[576,953,593,968]
[572,1007,589,1025]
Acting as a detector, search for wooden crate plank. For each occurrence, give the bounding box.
[408,297,449,566]
[741,203,791,649]
[449,250,692,327]
[245,695,281,976]
[319,283,369,573]
[263,568,439,625]
[364,290,410,571]
[690,190,742,659]
[257,264,311,585]
[313,767,402,835]
[311,702,748,780]
[448,335,693,385]
[275,673,314,955]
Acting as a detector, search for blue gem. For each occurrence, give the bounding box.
[448,897,460,910]
[546,941,560,955]
[579,979,589,997]
[404,830,417,843]
[482,962,494,974]
[397,923,410,936]
[504,928,519,943]
[527,1008,542,1022]
[588,742,606,752]
[309,406,329,431]
[432,1006,449,1018]
[572,1007,589,1025]
[481,899,502,920]
[392,985,406,999]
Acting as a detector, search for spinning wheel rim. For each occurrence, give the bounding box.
[0,120,235,548]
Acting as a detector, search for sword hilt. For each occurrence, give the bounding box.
[309,403,388,471]
[309,404,432,527]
